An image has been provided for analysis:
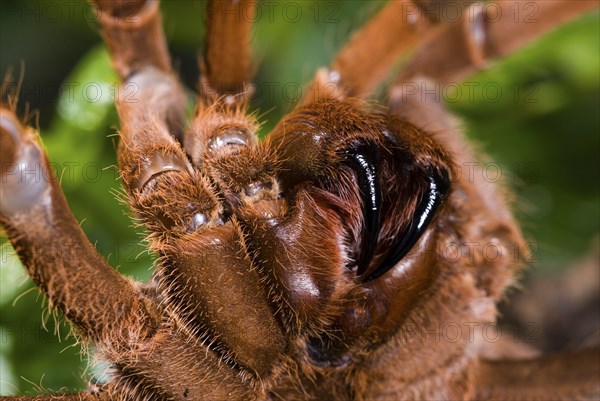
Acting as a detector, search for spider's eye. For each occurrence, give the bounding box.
[189,212,208,231]
[244,179,275,197]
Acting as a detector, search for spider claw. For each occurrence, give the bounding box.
[0,109,51,216]
[0,110,19,167]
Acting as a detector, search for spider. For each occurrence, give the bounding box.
[0,0,599,400]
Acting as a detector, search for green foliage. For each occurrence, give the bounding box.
[449,11,600,269]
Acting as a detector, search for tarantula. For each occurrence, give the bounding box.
[1,0,598,400]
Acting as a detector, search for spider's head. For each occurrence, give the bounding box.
[249,97,460,368]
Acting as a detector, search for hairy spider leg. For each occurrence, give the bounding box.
[394,0,600,86]
[0,107,154,401]
[96,0,288,395]
[185,0,260,168]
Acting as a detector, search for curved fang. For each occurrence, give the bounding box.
[344,140,381,277]
[364,168,450,282]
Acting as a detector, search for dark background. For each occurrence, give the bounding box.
[0,0,598,395]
